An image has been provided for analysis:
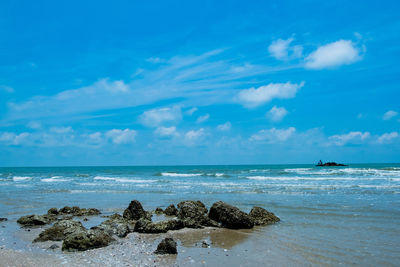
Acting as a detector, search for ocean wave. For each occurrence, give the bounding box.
[93,176,157,183]
[12,176,32,181]
[159,172,203,177]
[41,176,69,182]
[247,176,371,181]
[282,168,400,177]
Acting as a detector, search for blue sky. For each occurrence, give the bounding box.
[0,0,399,166]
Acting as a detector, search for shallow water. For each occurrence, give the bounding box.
[0,164,399,266]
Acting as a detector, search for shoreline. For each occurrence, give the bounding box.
[1,224,273,267]
[0,201,281,266]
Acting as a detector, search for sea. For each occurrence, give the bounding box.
[0,164,399,266]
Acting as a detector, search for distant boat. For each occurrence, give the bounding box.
[316,160,347,167]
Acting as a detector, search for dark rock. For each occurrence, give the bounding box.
[48,244,60,250]
[58,206,100,216]
[155,207,164,214]
[177,201,219,228]
[154,238,177,254]
[62,229,114,252]
[93,214,134,238]
[164,204,178,216]
[134,218,184,233]
[208,201,254,229]
[316,161,347,167]
[177,200,207,218]
[79,208,101,216]
[17,214,56,227]
[202,241,209,248]
[0,218,7,222]
[123,200,151,221]
[33,220,85,242]
[59,206,79,215]
[47,208,59,215]
[83,218,89,221]
[249,206,280,225]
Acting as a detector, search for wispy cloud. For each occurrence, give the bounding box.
[328,131,370,146]
[3,49,297,123]
[196,114,210,123]
[305,40,361,69]
[185,107,198,116]
[0,85,14,93]
[250,127,296,143]
[383,110,398,120]
[237,82,304,108]
[217,121,231,131]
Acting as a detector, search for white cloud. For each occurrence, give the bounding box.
[50,126,73,134]
[383,110,398,120]
[86,132,103,145]
[139,106,182,127]
[184,128,206,146]
[154,126,179,138]
[5,49,297,122]
[0,132,30,145]
[305,40,361,69]
[185,107,198,116]
[8,78,130,120]
[27,121,42,130]
[328,131,370,146]
[250,127,296,143]
[196,114,210,123]
[377,132,399,144]
[238,82,304,108]
[105,129,137,144]
[266,106,288,122]
[268,38,303,60]
[217,122,231,131]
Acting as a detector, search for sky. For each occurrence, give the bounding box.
[0,0,399,166]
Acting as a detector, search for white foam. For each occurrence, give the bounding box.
[41,176,69,182]
[12,176,32,181]
[283,168,400,177]
[247,176,361,181]
[161,173,203,177]
[94,176,115,181]
[94,176,156,183]
[114,178,156,183]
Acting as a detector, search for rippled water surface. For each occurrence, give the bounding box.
[1,164,399,266]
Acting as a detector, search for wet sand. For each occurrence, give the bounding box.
[0,223,287,267]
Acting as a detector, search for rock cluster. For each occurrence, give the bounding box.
[18,200,279,252]
[164,204,178,216]
[17,214,57,226]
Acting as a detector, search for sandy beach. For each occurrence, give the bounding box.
[0,222,285,267]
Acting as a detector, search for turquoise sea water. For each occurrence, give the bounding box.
[0,164,399,265]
